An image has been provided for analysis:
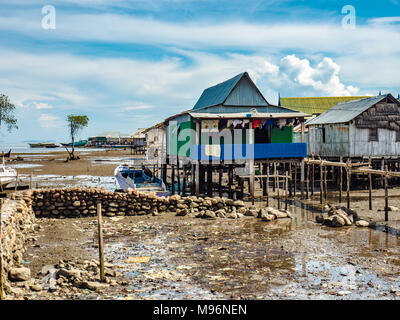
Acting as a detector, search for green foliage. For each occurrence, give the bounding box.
[0,94,18,132]
[67,115,89,138]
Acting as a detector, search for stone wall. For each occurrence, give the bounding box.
[29,187,266,219]
[1,191,36,296]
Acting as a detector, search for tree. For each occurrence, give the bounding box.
[0,94,18,132]
[66,115,89,160]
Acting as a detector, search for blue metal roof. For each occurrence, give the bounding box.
[306,95,388,125]
[192,72,245,110]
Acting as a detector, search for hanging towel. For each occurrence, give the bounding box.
[253,119,261,129]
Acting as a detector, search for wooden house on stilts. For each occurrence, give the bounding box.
[163,72,310,199]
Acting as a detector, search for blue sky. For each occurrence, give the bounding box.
[0,0,399,142]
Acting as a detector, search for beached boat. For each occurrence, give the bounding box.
[61,140,88,147]
[29,142,58,148]
[0,156,17,187]
[114,164,168,196]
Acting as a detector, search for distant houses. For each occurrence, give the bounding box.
[306,94,400,159]
[88,130,146,148]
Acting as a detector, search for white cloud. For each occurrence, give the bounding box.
[279,55,359,96]
[37,113,63,129]
[34,102,53,110]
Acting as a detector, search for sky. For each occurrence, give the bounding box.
[0,0,399,142]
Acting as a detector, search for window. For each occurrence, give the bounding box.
[396,131,400,142]
[322,127,326,143]
[369,128,378,142]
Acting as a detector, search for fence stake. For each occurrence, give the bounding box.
[97,203,105,282]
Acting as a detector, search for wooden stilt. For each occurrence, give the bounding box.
[324,165,327,200]
[266,167,269,207]
[176,157,181,195]
[311,154,315,196]
[294,163,297,197]
[289,162,292,197]
[306,163,309,200]
[368,157,372,210]
[262,163,267,197]
[285,171,288,210]
[228,164,233,199]
[385,165,389,221]
[207,164,212,197]
[320,164,323,204]
[273,163,277,192]
[339,157,343,203]
[171,164,175,195]
[218,164,223,197]
[277,174,281,210]
[97,203,105,282]
[346,159,351,209]
[182,165,187,197]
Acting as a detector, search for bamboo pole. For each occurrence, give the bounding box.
[294,163,297,197]
[266,167,269,207]
[285,171,288,210]
[339,156,343,203]
[320,164,323,204]
[97,203,105,282]
[311,153,315,196]
[0,199,4,300]
[277,174,280,210]
[306,163,309,200]
[385,166,389,222]
[368,157,372,210]
[324,165,328,200]
[346,159,351,209]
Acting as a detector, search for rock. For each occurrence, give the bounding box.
[9,267,31,281]
[30,284,43,291]
[215,209,226,218]
[72,201,80,207]
[331,215,345,227]
[56,268,81,279]
[355,220,370,227]
[233,200,245,207]
[388,206,399,211]
[316,214,324,223]
[203,210,216,220]
[81,281,109,292]
[227,212,238,219]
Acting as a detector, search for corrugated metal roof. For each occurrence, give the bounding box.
[192,72,245,110]
[280,96,372,115]
[306,95,387,125]
[189,111,309,119]
[191,105,297,114]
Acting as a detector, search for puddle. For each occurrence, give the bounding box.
[10,163,44,168]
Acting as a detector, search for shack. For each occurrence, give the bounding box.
[306,94,400,160]
[144,122,167,162]
[163,72,310,197]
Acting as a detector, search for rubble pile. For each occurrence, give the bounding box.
[315,204,375,228]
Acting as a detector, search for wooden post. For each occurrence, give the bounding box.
[273,163,277,192]
[277,174,281,210]
[346,159,351,209]
[289,162,292,197]
[262,164,267,197]
[311,154,315,196]
[306,163,309,200]
[320,163,323,204]
[207,164,212,197]
[300,160,305,199]
[97,203,105,282]
[368,157,372,210]
[171,164,175,195]
[29,174,33,190]
[218,165,223,197]
[324,165,327,200]
[385,166,389,222]
[285,171,288,210]
[195,163,200,196]
[176,157,181,195]
[191,164,196,195]
[228,164,233,199]
[0,199,4,300]
[339,156,343,203]
[294,163,297,197]
[266,167,269,207]
[182,165,187,197]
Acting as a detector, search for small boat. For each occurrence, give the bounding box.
[114,164,168,196]
[1,149,11,158]
[29,142,58,148]
[61,140,88,147]
[0,156,17,187]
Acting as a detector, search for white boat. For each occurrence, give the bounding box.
[114,164,168,196]
[0,157,17,187]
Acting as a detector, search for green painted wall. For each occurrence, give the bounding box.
[271,126,294,143]
[169,120,196,157]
